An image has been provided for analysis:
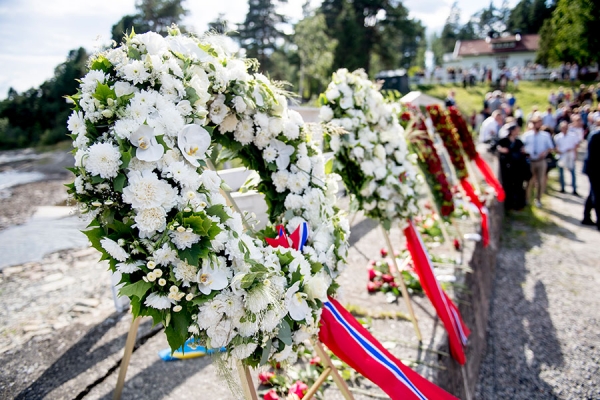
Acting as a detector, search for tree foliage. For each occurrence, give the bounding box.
[0,48,88,149]
[507,0,555,34]
[537,0,600,66]
[111,0,188,43]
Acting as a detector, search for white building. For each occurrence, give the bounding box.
[443,34,540,79]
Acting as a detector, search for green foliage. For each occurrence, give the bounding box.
[111,0,188,43]
[0,48,88,150]
[538,0,600,66]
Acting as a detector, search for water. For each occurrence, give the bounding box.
[0,207,88,269]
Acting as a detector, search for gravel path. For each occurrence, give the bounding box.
[476,158,600,399]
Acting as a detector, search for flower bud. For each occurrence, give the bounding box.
[158,278,167,286]
[173,305,182,312]
[177,226,186,232]
[147,261,156,270]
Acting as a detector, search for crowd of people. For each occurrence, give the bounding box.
[469,90,600,230]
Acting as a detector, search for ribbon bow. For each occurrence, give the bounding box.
[265,221,309,251]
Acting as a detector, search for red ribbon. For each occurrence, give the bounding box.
[460,178,490,247]
[404,220,470,365]
[474,154,505,202]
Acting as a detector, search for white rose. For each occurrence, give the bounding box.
[319,105,334,122]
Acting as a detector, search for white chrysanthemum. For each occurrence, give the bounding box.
[84,142,122,179]
[67,111,86,135]
[174,260,198,286]
[319,105,334,122]
[123,170,173,210]
[169,230,201,250]
[245,285,273,314]
[231,342,258,360]
[209,94,229,124]
[199,170,221,192]
[232,96,247,113]
[164,161,201,190]
[144,292,175,310]
[261,308,285,332]
[123,60,150,85]
[262,145,278,163]
[134,207,167,236]
[282,119,300,140]
[81,70,106,92]
[234,118,255,145]
[236,320,259,338]
[272,171,289,193]
[113,81,135,98]
[153,243,178,266]
[207,319,234,348]
[100,238,129,262]
[116,260,144,273]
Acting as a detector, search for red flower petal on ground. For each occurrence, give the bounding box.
[309,356,321,366]
[259,371,275,385]
[380,248,388,257]
[263,389,280,400]
[288,381,308,399]
[368,268,377,281]
[382,274,394,283]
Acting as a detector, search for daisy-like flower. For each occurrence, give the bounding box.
[170,229,201,250]
[116,260,144,273]
[67,111,86,135]
[84,142,122,179]
[144,292,175,310]
[153,243,178,266]
[123,170,173,210]
[123,60,150,85]
[173,260,198,287]
[100,238,129,262]
[134,207,167,236]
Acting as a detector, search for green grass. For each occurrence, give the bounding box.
[416,80,595,117]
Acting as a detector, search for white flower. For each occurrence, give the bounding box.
[123,60,150,84]
[153,243,178,266]
[234,118,255,144]
[177,124,211,167]
[130,125,164,162]
[197,257,230,295]
[325,86,340,101]
[176,100,193,116]
[219,114,238,133]
[304,272,329,302]
[352,146,365,159]
[285,282,311,321]
[245,284,273,313]
[81,70,106,91]
[207,318,234,348]
[268,117,284,135]
[174,260,198,286]
[114,81,135,98]
[236,320,260,338]
[272,170,289,193]
[116,260,144,273]
[319,106,334,122]
[269,139,295,170]
[263,145,278,163]
[123,170,173,210]
[164,161,201,190]
[340,95,354,109]
[231,342,258,360]
[67,111,86,135]
[144,292,175,310]
[135,31,168,55]
[233,96,247,113]
[374,144,386,160]
[85,142,122,179]
[199,170,221,192]
[134,207,167,236]
[282,119,300,140]
[209,94,229,124]
[170,229,201,250]
[100,238,129,262]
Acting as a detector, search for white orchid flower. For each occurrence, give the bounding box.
[178,124,211,167]
[285,281,311,321]
[269,139,295,170]
[130,124,164,162]
[197,258,229,295]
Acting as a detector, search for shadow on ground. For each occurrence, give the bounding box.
[476,206,564,399]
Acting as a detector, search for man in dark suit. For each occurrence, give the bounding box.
[582,117,600,230]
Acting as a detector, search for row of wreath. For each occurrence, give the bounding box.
[66,30,502,397]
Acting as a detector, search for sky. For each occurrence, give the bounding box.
[0,0,518,99]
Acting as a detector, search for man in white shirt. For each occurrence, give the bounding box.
[479,110,503,144]
[554,121,580,195]
[522,113,555,207]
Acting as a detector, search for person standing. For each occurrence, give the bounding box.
[479,110,503,144]
[582,117,600,230]
[522,113,555,207]
[497,124,528,210]
[542,106,557,133]
[555,121,580,195]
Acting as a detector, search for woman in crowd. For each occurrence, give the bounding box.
[497,124,530,210]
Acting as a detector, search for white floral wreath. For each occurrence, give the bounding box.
[67,29,350,368]
[319,69,420,229]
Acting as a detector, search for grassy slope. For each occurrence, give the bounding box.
[415,80,589,117]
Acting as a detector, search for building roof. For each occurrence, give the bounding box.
[455,34,539,57]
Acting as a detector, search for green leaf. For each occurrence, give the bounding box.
[119,280,152,300]
[178,244,202,266]
[113,173,126,192]
[324,158,333,174]
[127,47,141,60]
[165,310,192,352]
[205,204,231,223]
[90,55,112,73]
[91,175,104,184]
[184,215,213,236]
[260,338,272,366]
[185,86,200,105]
[121,147,133,170]
[277,320,293,346]
[93,83,116,103]
[240,273,258,289]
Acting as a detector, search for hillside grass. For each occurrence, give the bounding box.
[415,80,593,117]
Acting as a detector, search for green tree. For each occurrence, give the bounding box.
[236,0,288,73]
[294,13,337,100]
[430,32,445,67]
[440,2,461,53]
[538,0,600,66]
[111,0,188,42]
[207,13,230,34]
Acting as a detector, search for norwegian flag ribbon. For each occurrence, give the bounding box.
[319,297,458,400]
[473,154,505,202]
[265,221,309,251]
[404,220,470,364]
[459,178,490,247]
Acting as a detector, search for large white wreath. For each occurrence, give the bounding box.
[67,28,350,367]
[319,69,420,229]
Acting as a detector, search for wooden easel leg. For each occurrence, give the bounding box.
[237,361,259,400]
[113,317,141,400]
[461,364,472,400]
[313,341,354,400]
[381,226,423,342]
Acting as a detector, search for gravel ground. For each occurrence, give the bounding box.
[476,160,600,399]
